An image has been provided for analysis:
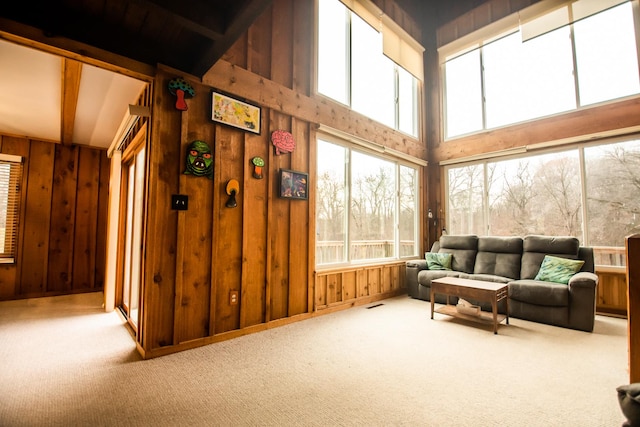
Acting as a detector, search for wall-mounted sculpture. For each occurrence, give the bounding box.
[168,77,195,111]
[184,140,213,179]
[271,130,295,155]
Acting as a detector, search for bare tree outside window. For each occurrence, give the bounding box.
[316,138,419,265]
[448,164,484,235]
[585,140,640,265]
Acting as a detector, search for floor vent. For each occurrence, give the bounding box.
[366,303,384,309]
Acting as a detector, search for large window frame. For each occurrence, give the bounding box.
[316,0,423,138]
[443,136,640,269]
[316,132,421,267]
[441,0,640,139]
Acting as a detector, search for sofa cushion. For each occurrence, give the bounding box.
[437,235,478,274]
[474,236,523,279]
[521,235,580,279]
[425,252,452,270]
[509,279,569,306]
[534,255,585,284]
[467,274,511,284]
[417,270,466,286]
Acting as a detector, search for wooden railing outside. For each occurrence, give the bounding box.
[316,240,416,264]
[593,246,626,267]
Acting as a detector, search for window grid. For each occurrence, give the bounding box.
[444,2,639,139]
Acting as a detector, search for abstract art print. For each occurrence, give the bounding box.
[211,91,261,134]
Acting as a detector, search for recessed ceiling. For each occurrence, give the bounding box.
[0,38,146,149]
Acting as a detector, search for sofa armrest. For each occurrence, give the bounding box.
[406,259,427,298]
[406,259,428,270]
[568,271,598,290]
[567,271,598,332]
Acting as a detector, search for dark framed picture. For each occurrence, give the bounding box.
[211,90,261,134]
[279,169,308,200]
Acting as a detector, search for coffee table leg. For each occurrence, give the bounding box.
[492,296,498,334]
[506,291,510,325]
[430,287,435,319]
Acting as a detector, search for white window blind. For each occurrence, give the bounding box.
[520,0,629,41]
[338,0,424,79]
[0,153,23,262]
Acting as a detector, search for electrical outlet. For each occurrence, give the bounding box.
[229,290,239,305]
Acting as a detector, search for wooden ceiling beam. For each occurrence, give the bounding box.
[60,58,82,145]
[132,0,225,41]
[191,0,274,76]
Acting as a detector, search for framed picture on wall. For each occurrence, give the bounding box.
[211,90,261,134]
[279,169,308,200]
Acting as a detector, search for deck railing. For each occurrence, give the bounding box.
[593,246,626,267]
[316,240,415,264]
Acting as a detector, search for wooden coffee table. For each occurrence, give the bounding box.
[430,276,509,334]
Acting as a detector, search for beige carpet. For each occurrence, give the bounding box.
[0,292,630,426]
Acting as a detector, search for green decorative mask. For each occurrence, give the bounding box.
[184,140,213,179]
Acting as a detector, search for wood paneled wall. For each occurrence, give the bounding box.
[597,269,628,317]
[0,136,109,300]
[139,0,417,358]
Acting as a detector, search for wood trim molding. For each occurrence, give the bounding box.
[434,96,640,163]
[203,59,427,160]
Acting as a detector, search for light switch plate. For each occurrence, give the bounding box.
[171,194,188,210]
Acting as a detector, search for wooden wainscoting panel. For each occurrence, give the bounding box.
[596,269,628,317]
[316,262,408,311]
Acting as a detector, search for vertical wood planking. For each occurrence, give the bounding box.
[241,130,269,328]
[19,140,54,295]
[94,152,110,289]
[175,88,215,343]
[248,6,273,76]
[343,271,356,302]
[213,126,244,334]
[288,118,310,315]
[72,147,100,290]
[143,74,180,349]
[271,0,293,88]
[315,273,326,308]
[269,111,292,320]
[47,145,78,292]
[292,0,313,96]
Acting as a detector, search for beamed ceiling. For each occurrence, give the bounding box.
[1,0,274,77]
[0,0,486,149]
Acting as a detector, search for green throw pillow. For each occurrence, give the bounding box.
[425,252,452,271]
[534,255,584,284]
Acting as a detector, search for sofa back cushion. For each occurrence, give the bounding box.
[437,235,478,273]
[521,235,580,279]
[474,236,523,279]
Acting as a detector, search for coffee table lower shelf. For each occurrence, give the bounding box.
[434,305,508,327]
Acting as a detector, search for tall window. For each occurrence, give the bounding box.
[445,138,640,267]
[0,154,23,263]
[316,137,419,265]
[444,1,640,138]
[317,0,421,137]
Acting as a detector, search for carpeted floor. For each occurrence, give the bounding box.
[0,292,630,426]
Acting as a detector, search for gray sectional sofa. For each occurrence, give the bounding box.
[406,235,598,332]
